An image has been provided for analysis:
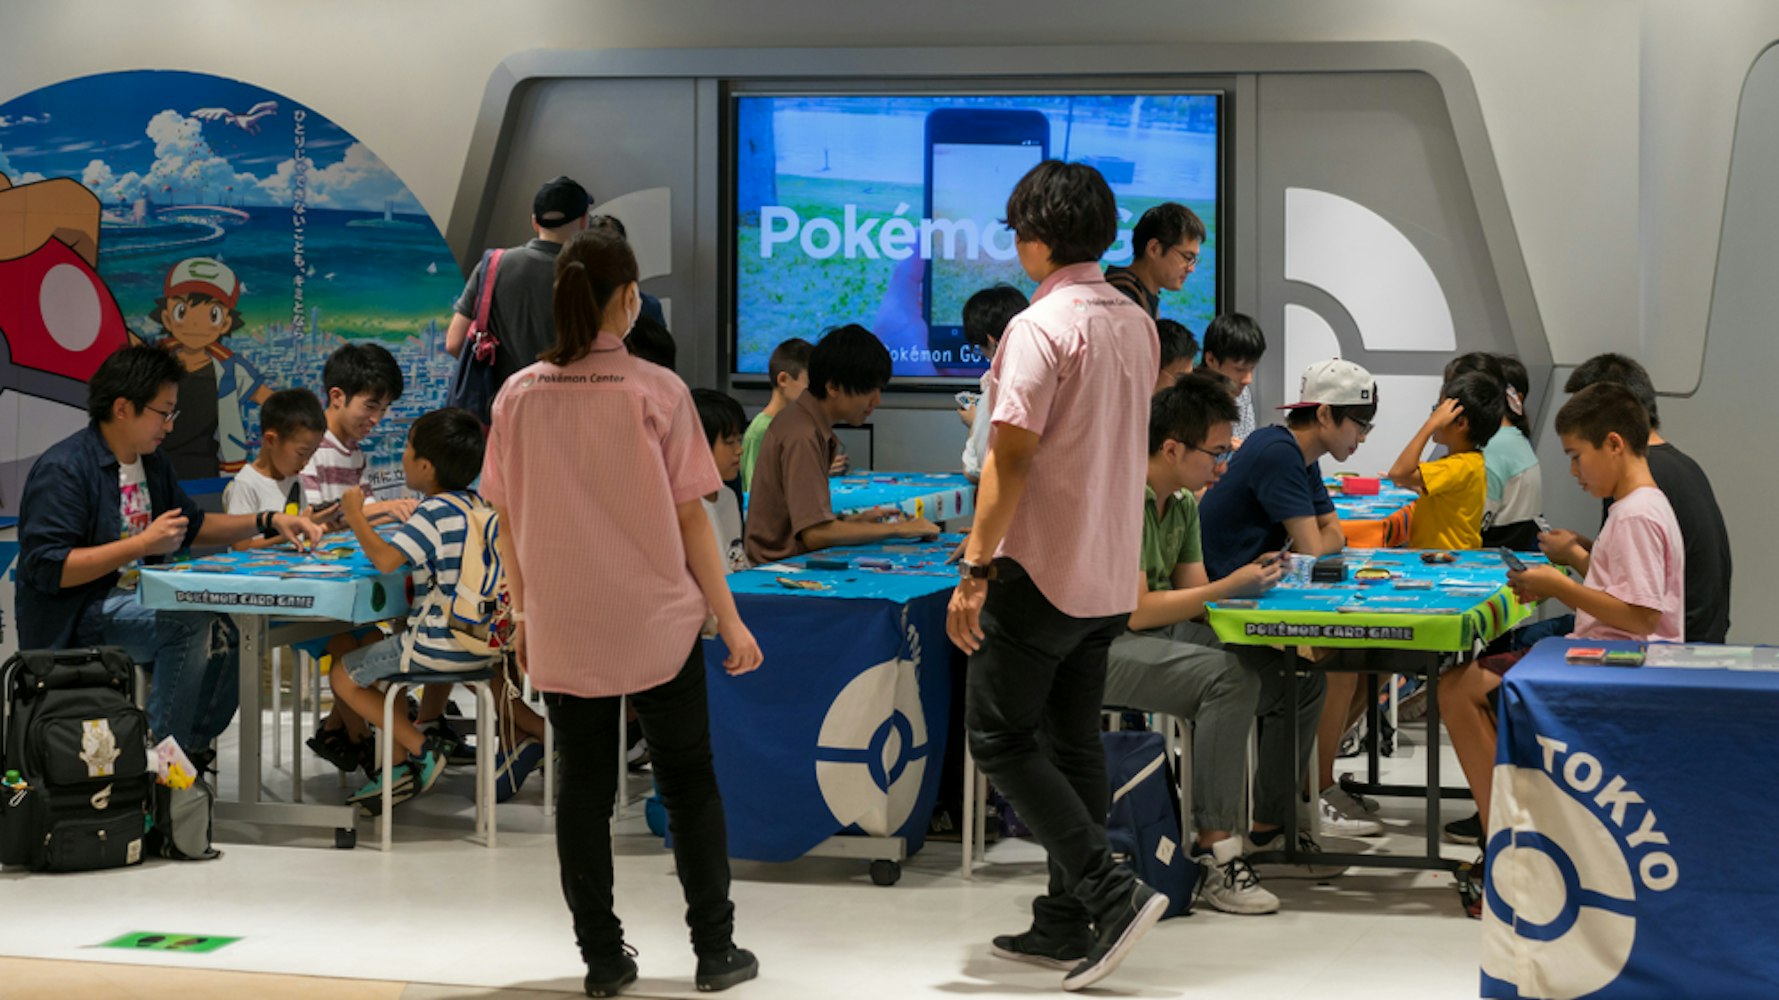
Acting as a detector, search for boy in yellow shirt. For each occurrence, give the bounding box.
[1387,371,1505,550]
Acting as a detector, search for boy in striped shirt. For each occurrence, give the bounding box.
[332,408,496,812]
[300,342,419,522]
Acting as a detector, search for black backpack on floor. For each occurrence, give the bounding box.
[1,647,153,872]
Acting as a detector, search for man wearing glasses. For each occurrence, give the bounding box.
[1103,202,1204,321]
[1196,358,1379,875]
[15,346,323,758]
[1102,374,1294,914]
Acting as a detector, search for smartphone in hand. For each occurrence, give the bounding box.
[1499,546,1528,573]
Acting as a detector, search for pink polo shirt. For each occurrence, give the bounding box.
[482,334,723,697]
[987,262,1158,619]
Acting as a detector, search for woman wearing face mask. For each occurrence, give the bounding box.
[482,226,764,997]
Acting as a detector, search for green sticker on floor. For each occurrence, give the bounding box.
[99,932,240,954]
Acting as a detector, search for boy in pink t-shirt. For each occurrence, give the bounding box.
[1440,382,1684,900]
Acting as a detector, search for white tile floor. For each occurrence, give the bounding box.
[0,713,1489,999]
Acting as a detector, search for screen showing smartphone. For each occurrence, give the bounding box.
[924,108,1048,374]
[1499,546,1528,573]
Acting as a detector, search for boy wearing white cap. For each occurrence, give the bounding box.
[1198,357,1381,867]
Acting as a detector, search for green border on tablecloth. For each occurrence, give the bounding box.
[1208,585,1535,652]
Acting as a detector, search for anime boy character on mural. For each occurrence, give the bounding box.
[145,257,273,478]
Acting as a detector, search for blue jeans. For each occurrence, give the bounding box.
[75,588,240,753]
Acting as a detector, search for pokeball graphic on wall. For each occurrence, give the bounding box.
[813,654,931,838]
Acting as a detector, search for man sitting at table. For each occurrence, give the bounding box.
[1198,357,1379,869]
[1439,382,1684,916]
[743,324,939,564]
[14,345,322,757]
[1105,375,1287,913]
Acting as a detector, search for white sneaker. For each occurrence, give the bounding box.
[1196,837,1280,915]
[1244,830,1349,880]
[1319,787,1385,837]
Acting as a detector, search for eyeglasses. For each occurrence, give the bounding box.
[1193,445,1234,466]
[143,404,180,426]
[1167,245,1200,268]
[1346,416,1374,435]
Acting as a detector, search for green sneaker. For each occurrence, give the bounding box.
[348,763,416,816]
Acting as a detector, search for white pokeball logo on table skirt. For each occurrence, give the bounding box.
[1483,765,1638,999]
[814,655,929,837]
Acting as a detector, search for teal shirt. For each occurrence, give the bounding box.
[1140,484,1202,592]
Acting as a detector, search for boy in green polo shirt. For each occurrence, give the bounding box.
[741,338,813,490]
[1103,374,1290,914]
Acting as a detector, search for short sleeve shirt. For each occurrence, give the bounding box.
[987,262,1158,618]
[1410,450,1486,550]
[1198,425,1333,580]
[482,335,723,697]
[1140,485,1202,592]
[453,239,565,387]
[225,464,299,515]
[300,431,365,507]
[1576,486,1685,643]
[390,492,494,671]
[739,410,774,491]
[1482,425,1543,529]
[743,391,839,565]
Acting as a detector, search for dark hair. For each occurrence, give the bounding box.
[88,345,183,422]
[767,337,813,384]
[961,285,1028,351]
[587,214,627,238]
[1150,373,1240,454]
[691,388,748,447]
[1286,396,1381,431]
[148,291,245,337]
[1194,367,1237,397]
[625,316,677,371]
[807,324,892,400]
[1003,160,1118,266]
[1202,313,1267,365]
[1565,353,1659,429]
[322,343,404,405]
[407,407,486,492]
[259,387,326,438]
[1556,383,1650,455]
[548,228,640,367]
[1156,319,1198,372]
[1442,372,1504,449]
[1496,353,1533,437]
[1442,351,1506,384]
[1131,203,1207,260]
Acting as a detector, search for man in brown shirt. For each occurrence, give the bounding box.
[744,324,940,564]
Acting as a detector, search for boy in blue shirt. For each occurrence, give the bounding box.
[332,408,498,812]
[15,346,322,755]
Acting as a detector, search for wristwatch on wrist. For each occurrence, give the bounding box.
[258,511,280,539]
[958,559,996,581]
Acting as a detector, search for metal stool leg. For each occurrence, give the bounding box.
[272,647,283,768]
[291,649,305,803]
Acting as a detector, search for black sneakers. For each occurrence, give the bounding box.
[989,927,1092,970]
[1062,881,1169,992]
[695,947,759,992]
[584,944,639,998]
[1444,811,1484,846]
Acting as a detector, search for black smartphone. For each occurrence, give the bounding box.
[923,108,1049,373]
[1499,546,1528,573]
[1533,514,1553,534]
[310,499,342,519]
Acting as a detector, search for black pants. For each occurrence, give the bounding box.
[546,643,734,962]
[965,562,1131,938]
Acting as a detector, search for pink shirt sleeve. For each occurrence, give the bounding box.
[990,318,1062,438]
[481,412,509,507]
[661,384,724,506]
[1593,511,1673,613]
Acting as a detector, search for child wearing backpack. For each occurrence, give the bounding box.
[332,408,502,812]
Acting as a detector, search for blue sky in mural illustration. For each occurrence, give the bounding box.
[0,70,421,213]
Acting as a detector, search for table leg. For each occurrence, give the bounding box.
[1425,659,1444,864]
[1283,658,1301,861]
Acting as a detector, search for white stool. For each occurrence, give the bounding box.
[377,668,500,851]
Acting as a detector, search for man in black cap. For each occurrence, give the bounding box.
[446,175,593,389]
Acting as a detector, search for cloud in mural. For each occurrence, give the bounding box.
[256,142,419,212]
[0,143,47,184]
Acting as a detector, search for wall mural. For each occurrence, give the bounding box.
[0,69,460,514]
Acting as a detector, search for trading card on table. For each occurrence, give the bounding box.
[1602,649,1646,666]
[775,576,829,591]
[1215,599,1259,609]
[1565,647,1608,663]
[1420,550,1458,564]
[1393,579,1434,590]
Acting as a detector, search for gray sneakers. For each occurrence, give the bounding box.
[1196,837,1280,915]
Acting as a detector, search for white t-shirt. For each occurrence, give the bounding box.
[226,463,300,515]
[961,375,993,480]
[117,459,151,590]
[703,488,748,574]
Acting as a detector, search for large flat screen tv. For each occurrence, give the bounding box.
[731,92,1221,384]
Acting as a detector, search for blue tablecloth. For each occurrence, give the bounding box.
[781,471,975,521]
[703,538,960,863]
[136,530,411,624]
[1483,638,1779,998]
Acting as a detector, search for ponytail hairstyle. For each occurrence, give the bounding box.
[1494,353,1533,438]
[545,227,640,367]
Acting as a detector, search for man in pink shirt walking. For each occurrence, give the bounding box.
[947,161,1165,992]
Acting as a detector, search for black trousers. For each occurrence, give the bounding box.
[965,562,1132,937]
[546,642,735,962]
